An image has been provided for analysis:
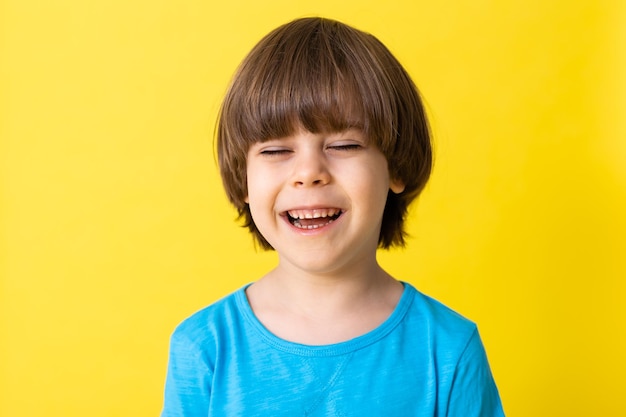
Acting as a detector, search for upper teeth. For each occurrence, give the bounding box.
[287,208,341,219]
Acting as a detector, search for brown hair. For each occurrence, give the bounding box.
[217,17,432,249]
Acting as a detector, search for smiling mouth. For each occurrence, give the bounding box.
[285,208,344,230]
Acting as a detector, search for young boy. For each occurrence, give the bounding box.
[162,17,504,416]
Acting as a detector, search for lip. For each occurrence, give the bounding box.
[279,206,346,233]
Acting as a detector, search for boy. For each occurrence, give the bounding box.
[162,17,504,416]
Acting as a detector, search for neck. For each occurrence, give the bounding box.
[245,257,404,345]
[273,256,395,311]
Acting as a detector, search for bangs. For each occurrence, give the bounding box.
[253,60,366,141]
[221,18,395,148]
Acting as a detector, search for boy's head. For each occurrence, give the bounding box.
[217,17,432,250]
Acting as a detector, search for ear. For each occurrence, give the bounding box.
[244,195,249,203]
[390,178,405,194]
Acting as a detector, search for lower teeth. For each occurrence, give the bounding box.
[293,219,335,230]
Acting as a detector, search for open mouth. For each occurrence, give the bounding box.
[285,208,344,230]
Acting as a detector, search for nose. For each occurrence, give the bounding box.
[291,149,331,187]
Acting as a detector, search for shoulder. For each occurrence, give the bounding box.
[402,283,479,348]
[168,287,247,353]
[404,283,477,330]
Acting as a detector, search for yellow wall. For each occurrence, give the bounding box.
[2,1,624,415]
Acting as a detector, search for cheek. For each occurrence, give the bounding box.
[359,159,392,191]
[245,174,273,215]
[349,171,390,212]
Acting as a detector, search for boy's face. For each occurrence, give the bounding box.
[245,128,404,275]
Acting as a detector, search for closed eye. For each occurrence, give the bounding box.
[327,143,362,151]
[260,148,292,156]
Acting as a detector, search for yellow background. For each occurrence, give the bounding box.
[2,0,624,415]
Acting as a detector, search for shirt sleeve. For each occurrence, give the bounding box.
[446,328,505,417]
[161,327,212,417]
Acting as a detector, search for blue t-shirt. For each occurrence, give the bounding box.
[161,282,505,416]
